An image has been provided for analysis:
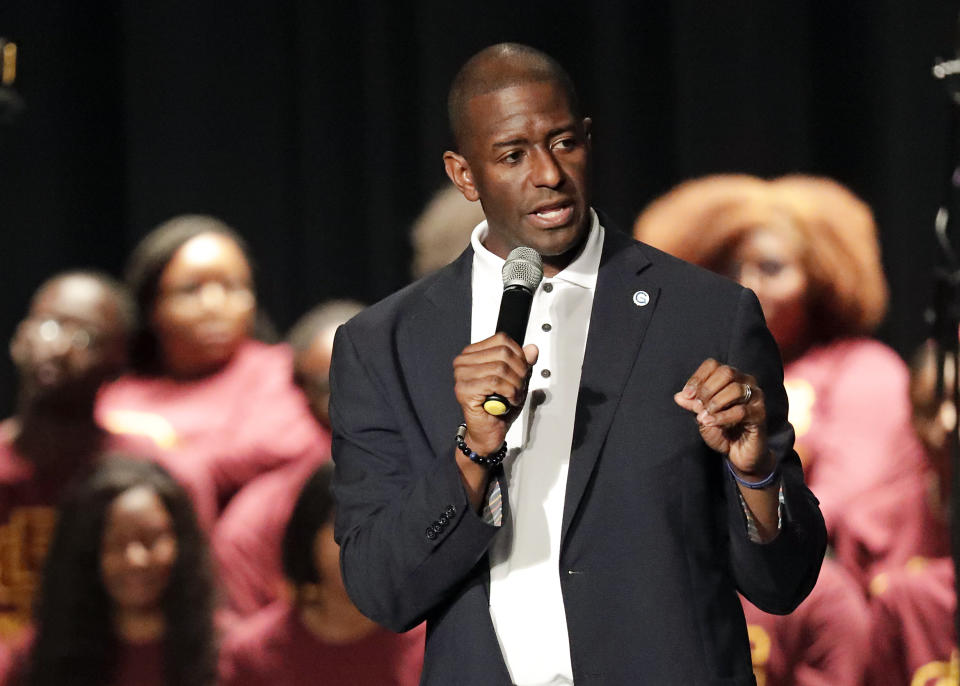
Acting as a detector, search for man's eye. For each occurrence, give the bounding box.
[501,151,523,164]
[553,138,576,150]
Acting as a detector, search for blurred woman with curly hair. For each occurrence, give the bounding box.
[635,175,946,686]
[635,174,946,585]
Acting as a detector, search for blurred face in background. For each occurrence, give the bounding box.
[722,227,810,359]
[11,275,126,410]
[152,233,255,378]
[294,328,336,429]
[100,486,178,613]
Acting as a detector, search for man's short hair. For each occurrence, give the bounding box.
[286,299,366,356]
[447,43,580,152]
[31,270,137,336]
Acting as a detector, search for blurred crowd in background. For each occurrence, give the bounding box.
[0,174,955,686]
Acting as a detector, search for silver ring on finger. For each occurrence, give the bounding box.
[741,383,752,405]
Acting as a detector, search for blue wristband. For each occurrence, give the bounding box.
[725,459,779,489]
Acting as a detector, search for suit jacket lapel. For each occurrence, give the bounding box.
[398,248,473,463]
[561,229,660,544]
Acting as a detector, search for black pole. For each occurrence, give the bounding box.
[931,15,960,647]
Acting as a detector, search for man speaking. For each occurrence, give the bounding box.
[329,43,826,685]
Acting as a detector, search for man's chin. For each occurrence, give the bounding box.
[532,220,589,257]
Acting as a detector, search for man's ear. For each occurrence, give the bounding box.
[443,151,480,202]
[583,116,593,146]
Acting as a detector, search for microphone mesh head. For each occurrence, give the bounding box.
[502,246,544,290]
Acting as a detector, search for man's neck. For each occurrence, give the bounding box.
[12,401,105,471]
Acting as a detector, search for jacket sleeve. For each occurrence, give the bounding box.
[724,288,827,614]
[329,322,502,632]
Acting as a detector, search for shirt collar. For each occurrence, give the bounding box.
[470,209,603,290]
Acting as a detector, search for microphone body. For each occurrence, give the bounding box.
[483,247,543,416]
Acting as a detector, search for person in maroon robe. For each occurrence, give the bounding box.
[740,558,871,686]
[865,340,957,686]
[635,175,943,581]
[219,464,424,686]
[635,175,945,684]
[211,299,362,618]
[0,271,143,654]
[96,215,327,525]
[10,457,216,686]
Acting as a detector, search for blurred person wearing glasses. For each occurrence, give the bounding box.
[96,216,328,531]
[0,271,148,657]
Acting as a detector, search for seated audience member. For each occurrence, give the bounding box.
[868,340,956,686]
[97,215,327,524]
[410,185,485,279]
[212,300,363,617]
[219,464,424,686]
[0,272,143,649]
[634,174,944,586]
[9,457,216,686]
[741,558,870,686]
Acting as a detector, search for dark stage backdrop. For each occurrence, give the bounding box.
[0,1,956,416]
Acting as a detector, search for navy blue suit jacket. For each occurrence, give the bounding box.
[330,227,826,685]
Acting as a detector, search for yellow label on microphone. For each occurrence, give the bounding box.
[483,399,509,416]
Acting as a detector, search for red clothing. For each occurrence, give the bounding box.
[785,339,940,586]
[0,423,149,645]
[219,602,425,686]
[0,635,166,686]
[741,558,871,686]
[870,557,957,686]
[212,457,327,617]
[112,639,164,686]
[97,340,330,523]
[832,473,947,591]
[0,641,11,686]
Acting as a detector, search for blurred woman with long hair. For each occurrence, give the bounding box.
[19,457,216,686]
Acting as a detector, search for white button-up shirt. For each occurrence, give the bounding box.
[470,210,604,686]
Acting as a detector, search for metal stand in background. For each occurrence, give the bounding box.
[931,36,960,650]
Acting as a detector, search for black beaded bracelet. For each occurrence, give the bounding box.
[724,459,780,490]
[455,423,507,467]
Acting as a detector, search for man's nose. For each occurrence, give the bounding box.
[530,148,563,188]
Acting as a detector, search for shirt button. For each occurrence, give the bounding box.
[543,283,553,293]
[542,323,552,332]
[541,369,551,378]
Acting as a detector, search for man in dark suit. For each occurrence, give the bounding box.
[330,43,826,685]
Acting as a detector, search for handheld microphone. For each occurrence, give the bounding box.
[483,246,544,416]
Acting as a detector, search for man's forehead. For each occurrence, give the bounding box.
[464,81,577,138]
[32,277,119,326]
